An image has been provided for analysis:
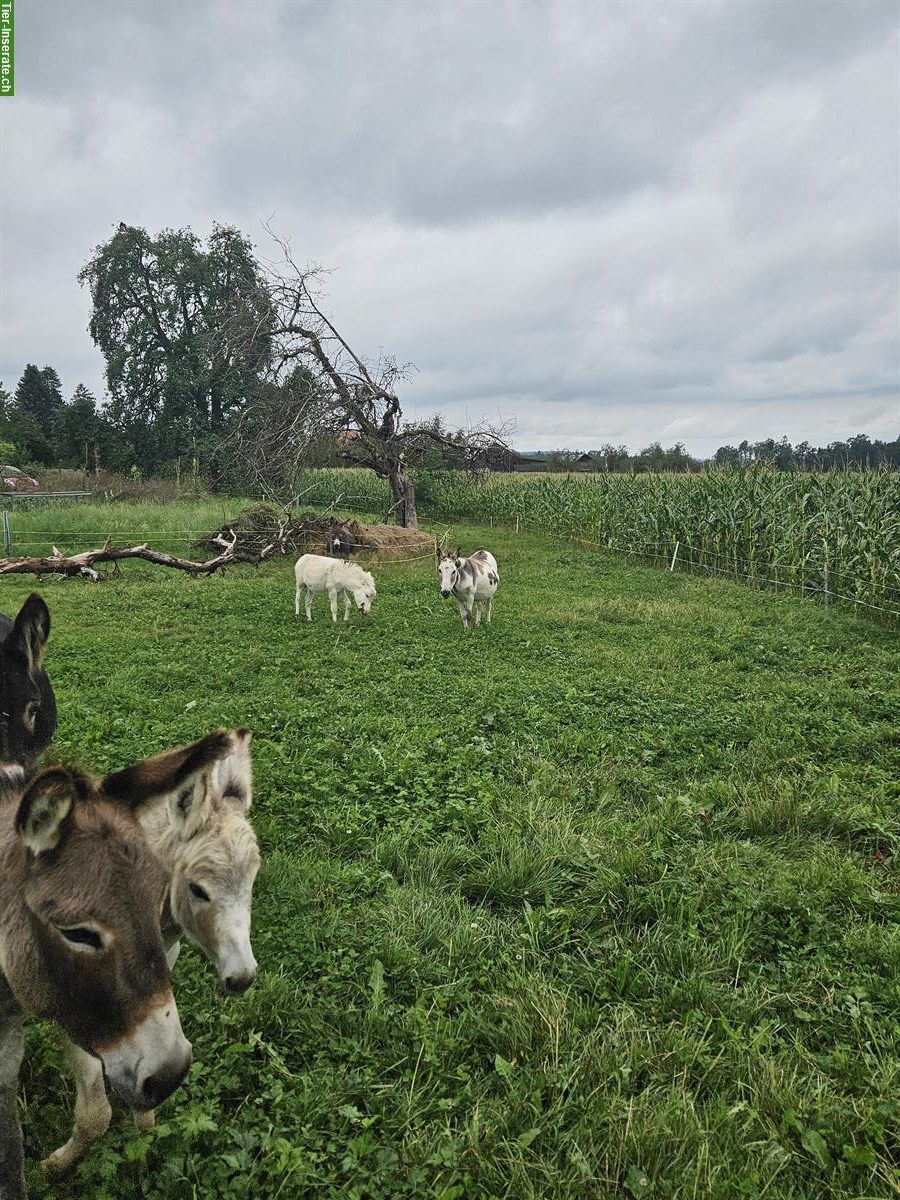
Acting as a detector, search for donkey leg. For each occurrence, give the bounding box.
[305,589,314,621]
[41,1043,111,1178]
[343,592,351,622]
[475,600,483,626]
[295,583,301,617]
[0,1010,26,1200]
[487,596,493,623]
[328,588,339,623]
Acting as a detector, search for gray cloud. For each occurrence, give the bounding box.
[1,0,897,455]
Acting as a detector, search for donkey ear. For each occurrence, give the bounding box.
[8,593,51,672]
[16,768,74,856]
[212,726,253,813]
[168,773,210,840]
[102,729,232,814]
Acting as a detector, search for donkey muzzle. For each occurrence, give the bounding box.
[98,994,192,1111]
[137,1050,193,1110]
[223,967,257,996]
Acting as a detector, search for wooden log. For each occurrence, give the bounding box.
[0,535,271,579]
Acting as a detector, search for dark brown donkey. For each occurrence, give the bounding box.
[0,731,234,1200]
[0,594,57,770]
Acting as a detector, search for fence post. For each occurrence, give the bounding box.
[2,510,10,557]
[669,540,680,572]
[823,560,830,606]
[516,515,520,534]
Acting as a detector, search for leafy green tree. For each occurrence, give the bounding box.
[595,443,631,472]
[78,223,274,479]
[713,444,741,467]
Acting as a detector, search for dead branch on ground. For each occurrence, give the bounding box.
[0,533,273,580]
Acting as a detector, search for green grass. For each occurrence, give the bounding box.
[5,513,899,1200]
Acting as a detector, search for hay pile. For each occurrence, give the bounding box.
[355,524,435,560]
[196,504,434,562]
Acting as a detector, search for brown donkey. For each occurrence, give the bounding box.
[43,728,261,1177]
[0,731,234,1200]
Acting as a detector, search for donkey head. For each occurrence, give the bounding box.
[329,523,354,558]
[0,732,233,1111]
[107,728,261,996]
[0,594,57,769]
[437,550,462,598]
[351,572,376,616]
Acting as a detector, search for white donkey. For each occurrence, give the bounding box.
[294,553,376,622]
[437,546,499,628]
[43,727,261,1178]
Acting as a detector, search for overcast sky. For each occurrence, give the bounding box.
[1,0,898,455]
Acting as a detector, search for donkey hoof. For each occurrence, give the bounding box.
[134,1109,156,1130]
[41,1147,78,1178]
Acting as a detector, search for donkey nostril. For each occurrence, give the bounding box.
[224,971,256,995]
[139,1052,191,1109]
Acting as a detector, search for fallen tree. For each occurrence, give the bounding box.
[0,533,273,580]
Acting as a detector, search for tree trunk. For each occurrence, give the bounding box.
[388,463,419,529]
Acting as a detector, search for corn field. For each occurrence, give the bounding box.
[292,467,900,619]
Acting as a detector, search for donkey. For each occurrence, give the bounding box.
[0,730,235,1200]
[294,554,376,622]
[0,594,56,770]
[327,521,356,559]
[437,547,499,628]
[42,727,261,1177]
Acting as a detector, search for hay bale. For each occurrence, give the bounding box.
[354,524,435,560]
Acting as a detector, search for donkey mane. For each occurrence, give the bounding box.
[330,560,375,590]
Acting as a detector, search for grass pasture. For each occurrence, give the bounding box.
[4,512,899,1199]
[287,467,900,620]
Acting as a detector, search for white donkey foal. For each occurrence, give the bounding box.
[294,553,376,622]
[43,728,261,1178]
[437,547,499,629]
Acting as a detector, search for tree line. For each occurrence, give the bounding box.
[0,367,134,474]
[532,434,899,473]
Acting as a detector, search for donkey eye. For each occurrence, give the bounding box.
[58,925,105,951]
[189,882,211,902]
[24,701,41,730]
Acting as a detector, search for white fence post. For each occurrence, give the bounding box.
[669,540,680,572]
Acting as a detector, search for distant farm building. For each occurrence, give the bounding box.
[476,449,549,472]
[573,453,600,471]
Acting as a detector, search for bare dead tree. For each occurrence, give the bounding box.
[218,225,512,528]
